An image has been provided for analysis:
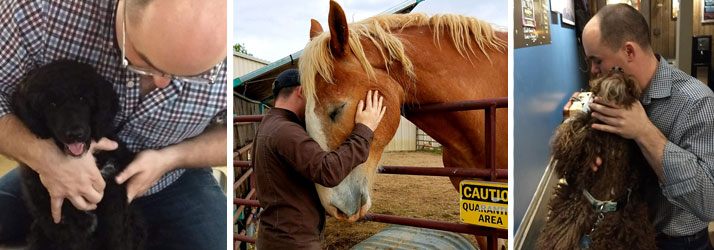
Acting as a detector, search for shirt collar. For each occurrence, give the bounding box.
[641,55,672,105]
[271,108,306,128]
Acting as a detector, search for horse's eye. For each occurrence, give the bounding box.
[329,109,339,121]
[329,103,346,121]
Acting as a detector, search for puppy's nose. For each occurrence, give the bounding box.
[65,127,87,141]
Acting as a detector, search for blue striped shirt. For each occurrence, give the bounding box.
[647,56,714,236]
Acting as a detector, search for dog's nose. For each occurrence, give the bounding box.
[65,127,87,141]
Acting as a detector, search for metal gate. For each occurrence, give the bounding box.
[234,97,508,250]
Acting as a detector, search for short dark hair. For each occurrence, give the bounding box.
[596,4,651,51]
[276,86,298,100]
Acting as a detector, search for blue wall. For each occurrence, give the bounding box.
[514,15,588,233]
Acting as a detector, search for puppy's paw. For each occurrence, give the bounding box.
[100,162,117,178]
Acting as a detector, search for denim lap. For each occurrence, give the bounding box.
[0,167,226,250]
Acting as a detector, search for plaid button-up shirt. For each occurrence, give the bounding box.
[0,0,227,195]
[646,56,714,236]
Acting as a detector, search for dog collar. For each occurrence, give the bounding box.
[581,188,632,213]
[579,188,633,249]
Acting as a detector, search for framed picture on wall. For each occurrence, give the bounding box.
[704,0,714,23]
[606,0,640,10]
[551,0,575,25]
[672,0,679,20]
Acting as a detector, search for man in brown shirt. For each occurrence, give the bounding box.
[252,69,386,249]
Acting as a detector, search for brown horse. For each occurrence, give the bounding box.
[300,1,507,225]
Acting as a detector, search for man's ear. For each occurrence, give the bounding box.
[296,85,304,99]
[623,42,636,62]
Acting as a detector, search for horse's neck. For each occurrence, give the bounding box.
[388,26,508,106]
[382,26,508,167]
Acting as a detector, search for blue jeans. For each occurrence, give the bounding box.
[656,228,710,250]
[0,167,226,250]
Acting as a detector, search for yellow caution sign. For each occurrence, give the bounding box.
[460,180,507,229]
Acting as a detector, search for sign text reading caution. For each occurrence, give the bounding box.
[460,180,508,229]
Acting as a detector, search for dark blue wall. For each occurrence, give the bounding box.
[514,15,588,233]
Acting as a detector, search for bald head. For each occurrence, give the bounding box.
[588,4,651,52]
[582,4,659,90]
[124,0,226,76]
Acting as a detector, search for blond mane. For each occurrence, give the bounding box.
[299,13,507,102]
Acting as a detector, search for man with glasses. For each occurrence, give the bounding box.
[0,0,227,249]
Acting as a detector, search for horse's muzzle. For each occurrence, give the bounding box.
[326,174,371,221]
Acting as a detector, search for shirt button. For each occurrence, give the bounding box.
[126,81,136,88]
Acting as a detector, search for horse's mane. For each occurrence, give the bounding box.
[299,13,507,102]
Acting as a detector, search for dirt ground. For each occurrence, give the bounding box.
[321,151,482,250]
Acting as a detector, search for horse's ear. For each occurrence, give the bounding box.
[310,19,323,40]
[328,0,349,57]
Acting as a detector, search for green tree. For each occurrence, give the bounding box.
[233,43,253,56]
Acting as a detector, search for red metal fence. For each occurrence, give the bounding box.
[233,97,508,250]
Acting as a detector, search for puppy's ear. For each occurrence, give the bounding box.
[89,75,119,140]
[12,83,53,139]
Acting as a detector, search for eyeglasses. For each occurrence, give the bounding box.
[120,0,223,84]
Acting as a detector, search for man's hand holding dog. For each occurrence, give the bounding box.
[589,96,667,180]
[33,138,118,223]
[589,96,650,140]
[115,149,175,202]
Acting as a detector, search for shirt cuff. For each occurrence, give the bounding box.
[353,123,375,142]
[660,141,699,198]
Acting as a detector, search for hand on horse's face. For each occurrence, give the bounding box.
[355,90,387,132]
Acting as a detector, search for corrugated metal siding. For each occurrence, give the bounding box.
[234,52,270,77]
[351,225,477,250]
[234,52,269,150]
[417,129,441,149]
[384,116,417,152]
[234,98,263,151]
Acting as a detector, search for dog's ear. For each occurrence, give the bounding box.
[89,75,119,140]
[623,75,641,103]
[12,83,53,139]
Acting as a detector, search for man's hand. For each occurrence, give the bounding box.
[589,97,652,140]
[587,96,650,173]
[115,149,175,202]
[35,138,118,224]
[355,90,387,132]
[588,96,667,180]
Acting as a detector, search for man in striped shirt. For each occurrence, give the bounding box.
[0,0,227,249]
[585,4,714,249]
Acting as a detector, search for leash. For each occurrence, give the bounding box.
[579,188,632,249]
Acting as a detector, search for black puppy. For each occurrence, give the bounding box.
[12,61,145,250]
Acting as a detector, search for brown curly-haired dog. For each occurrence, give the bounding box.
[536,69,657,250]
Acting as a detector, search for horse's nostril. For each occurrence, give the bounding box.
[331,200,359,218]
